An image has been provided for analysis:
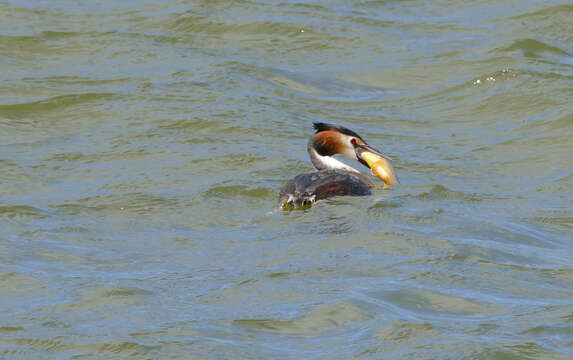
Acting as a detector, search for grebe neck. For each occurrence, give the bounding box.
[307,140,360,173]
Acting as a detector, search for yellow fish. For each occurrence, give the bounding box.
[361,151,399,188]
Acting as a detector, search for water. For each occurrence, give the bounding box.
[1,0,572,358]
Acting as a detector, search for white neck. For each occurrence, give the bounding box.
[308,146,360,173]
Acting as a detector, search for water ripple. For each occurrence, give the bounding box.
[1,0,572,359]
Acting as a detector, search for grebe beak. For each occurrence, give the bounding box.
[355,144,399,187]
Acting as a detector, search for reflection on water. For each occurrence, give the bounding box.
[1,0,572,358]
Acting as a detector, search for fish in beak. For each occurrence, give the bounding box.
[355,144,399,187]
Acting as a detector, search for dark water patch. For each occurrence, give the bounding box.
[235,63,397,105]
[166,6,373,56]
[501,341,570,359]
[190,154,270,175]
[406,267,467,285]
[499,4,573,43]
[234,301,371,336]
[43,152,90,163]
[0,34,48,55]
[427,68,570,130]
[0,326,24,332]
[459,346,562,360]
[156,117,220,131]
[376,320,436,343]
[38,251,92,266]
[415,184,484,202]
[403,157,490,181]
[172,15,305,38]
[50,226,93,235]
[0,204,49,221]
[373,288,506,318]
[205,185,278,200]
[0,158,19,168]
[39,31,82,40]
[367,198,404,215]
[452,91,563,125]
[504,3,573,21]
[520,324,573,337]
[99,287,154,298]
[53,192,180,216]
[53,203,98,217]
[521,108,573,131]
[403,252,573,302]
[259,267,339,282]
[95,341,159,358]
[42,147,163,165]
[499,38,571,60]
[32,75,131,87]
[529,216,573,233]
[417,67,520,104]
[405,253,471,266]
[2,338,68,352]
[59,286,153,310]
[267,1,335,16]
[238,278,258,286]
[0,93,114,120]
[0,337,158,359]
[470,130,570,157]
[42,321,69,329]
[264,272,292,279]
[448,218,555,256]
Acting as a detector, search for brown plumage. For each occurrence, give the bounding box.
[312,131,345,156]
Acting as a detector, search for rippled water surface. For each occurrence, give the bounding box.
[1,0,572,358]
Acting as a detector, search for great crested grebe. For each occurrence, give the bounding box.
[280,123,398,209]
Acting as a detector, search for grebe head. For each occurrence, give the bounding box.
[310,122,399,186]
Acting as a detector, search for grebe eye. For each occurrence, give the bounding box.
[350,138,357,145]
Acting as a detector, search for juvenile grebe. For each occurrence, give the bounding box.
[280,123,398,209]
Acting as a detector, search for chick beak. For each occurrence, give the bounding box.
[355,144,399,187]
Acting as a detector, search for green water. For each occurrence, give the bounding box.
[1,0,572,358]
